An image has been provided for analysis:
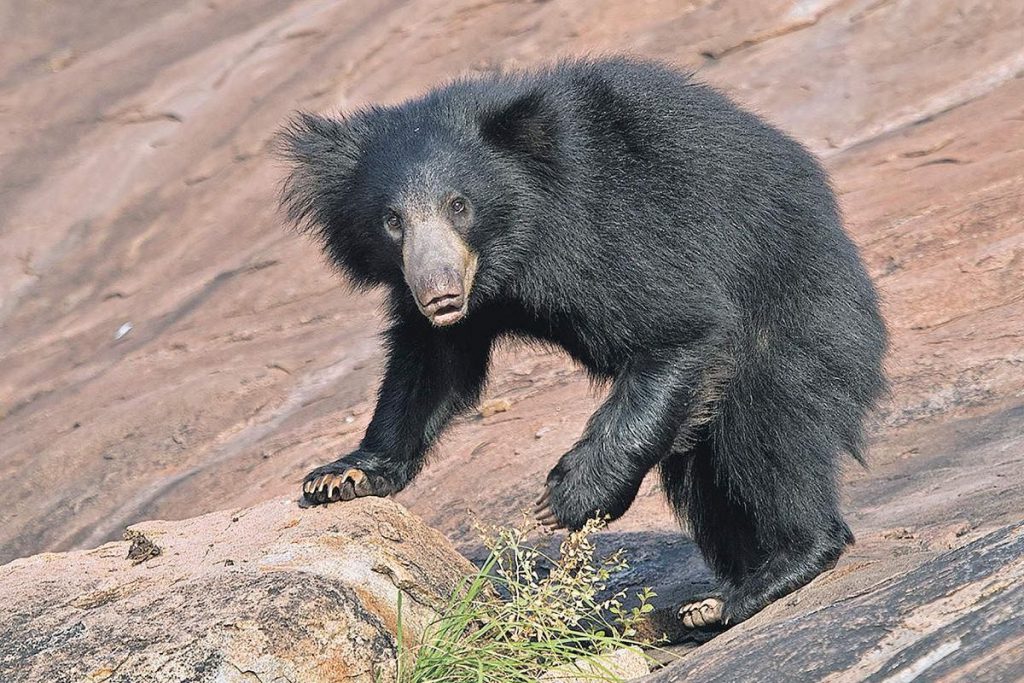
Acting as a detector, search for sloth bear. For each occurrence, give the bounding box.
[278,57,887,629]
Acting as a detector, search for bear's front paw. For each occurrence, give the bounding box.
[301,455,399,505]
[533,454,642,531]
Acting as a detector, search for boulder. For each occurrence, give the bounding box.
[0,497,474,683]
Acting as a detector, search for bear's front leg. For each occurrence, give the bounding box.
[535,350,709,530]
[302,317,490,506]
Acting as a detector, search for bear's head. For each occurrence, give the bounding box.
[278,86,560,327]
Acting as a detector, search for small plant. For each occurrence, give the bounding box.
[397,517,658,683]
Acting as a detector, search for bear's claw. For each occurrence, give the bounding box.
[532,487,565,531]
[303,467,369,504]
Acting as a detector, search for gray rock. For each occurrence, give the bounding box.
[641,521,1024,682]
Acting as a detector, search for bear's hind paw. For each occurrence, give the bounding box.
[678,596,727,629]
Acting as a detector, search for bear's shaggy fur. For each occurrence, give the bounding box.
[279,57,887,628]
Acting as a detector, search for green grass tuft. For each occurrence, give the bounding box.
[397,517,659,683]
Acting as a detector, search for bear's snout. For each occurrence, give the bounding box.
[401,219,478,327]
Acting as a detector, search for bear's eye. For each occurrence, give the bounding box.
[385,211,402,233]
[450,197,466,214]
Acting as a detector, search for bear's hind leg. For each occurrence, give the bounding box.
[666,420,854,629]
[662,442,755,631]
[715,516,852,625]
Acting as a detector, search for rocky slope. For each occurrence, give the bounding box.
[1,0,1023,680]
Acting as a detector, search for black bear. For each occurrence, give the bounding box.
[278,57,887,629]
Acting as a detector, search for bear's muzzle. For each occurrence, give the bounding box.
[402,219,478,327]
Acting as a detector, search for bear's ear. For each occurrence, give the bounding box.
[276,111,361,233]
[480,90,559,166]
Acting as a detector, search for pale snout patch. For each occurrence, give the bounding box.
[401,212,478,326]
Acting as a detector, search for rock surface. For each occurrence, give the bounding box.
[541,647,650,682]
[644,521,1024,682]
[1,0,1023,680]
[0,497,474,683]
